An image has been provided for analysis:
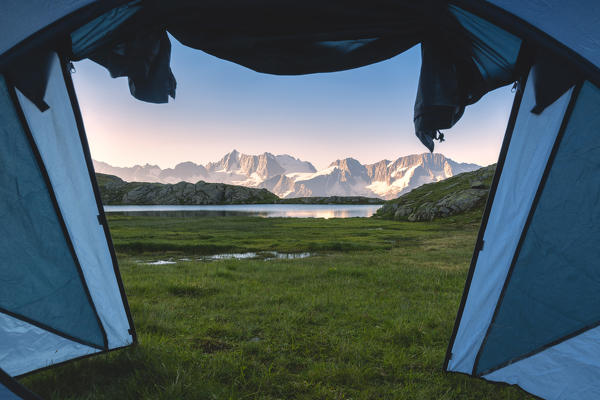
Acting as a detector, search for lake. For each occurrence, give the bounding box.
[104,204,382,218]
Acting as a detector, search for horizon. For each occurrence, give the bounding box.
[93,149,486,171]
[74,38,514,171]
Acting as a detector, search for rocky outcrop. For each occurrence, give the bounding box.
[96,173,279,205]
[374,164,496,221]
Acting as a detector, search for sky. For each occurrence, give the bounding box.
[73,37,514,170]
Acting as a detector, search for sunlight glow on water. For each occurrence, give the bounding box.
[105,204,382,218]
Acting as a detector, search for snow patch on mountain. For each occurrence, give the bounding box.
[94,151,480,200]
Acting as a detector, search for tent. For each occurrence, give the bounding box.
[1,1,598,399]
[0,369,41,400]
[0,2,138,396]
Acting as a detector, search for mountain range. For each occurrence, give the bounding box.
[93,151,480,200]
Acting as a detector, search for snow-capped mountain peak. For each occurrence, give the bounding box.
[94,151,481,200]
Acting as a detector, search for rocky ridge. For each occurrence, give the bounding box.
[374,165,496,221]
[96,174,278,205]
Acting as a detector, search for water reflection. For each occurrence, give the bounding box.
[105,204,382,218]
[142,251,313,265]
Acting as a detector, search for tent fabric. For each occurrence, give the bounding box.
[0,384,27,400]
[68,2,521,146]
[448,5,521,92]
[5,52,55,113]
[446,69,574,374]
[1,1,600,398]
[0,74,106,350]
[0,312,98,377]
[70,1,177,104]
[0,0,95,56]
[0,368,41,400]
[16,52,134,349]
[476,80,600,376]
[484,324,600,400]
[488,0,600,70]
[530,49,578,114]
[70,1,142,59]
[414,5,521,151]
[0,50,133,380]
[0,1,136,386]
[87,30,177,104]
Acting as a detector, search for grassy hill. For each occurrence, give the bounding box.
[374,165,496,221]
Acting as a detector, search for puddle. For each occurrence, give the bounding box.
[263,252,312,261]
[200,251,312,261]
[203,252,261,260]
[145,260,177,265]
[143,252,313,265]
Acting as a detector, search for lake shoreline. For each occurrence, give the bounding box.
[104,204,383,218]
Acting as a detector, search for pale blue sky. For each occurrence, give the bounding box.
[73,37,514,170]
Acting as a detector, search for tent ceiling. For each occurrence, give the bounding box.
[66,1,524,151]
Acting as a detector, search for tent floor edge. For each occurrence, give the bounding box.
[13,343,132,380]
[442,369,545,400]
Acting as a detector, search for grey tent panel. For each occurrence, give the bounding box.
[476,81,600,375]
[0,75,104,349]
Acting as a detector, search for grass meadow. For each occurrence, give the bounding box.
[23,213,533,399]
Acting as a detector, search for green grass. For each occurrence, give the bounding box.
[22,214,533,399]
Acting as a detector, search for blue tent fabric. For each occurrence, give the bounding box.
[488,0,600,72]
[476,81,600,376]
[0,32,134,384]
[17,52,134,351]
[68,2,522,148]
[0,368,41,400]
[0,384,23,400]
[0,52,134,379]
[448,5,521,92]
[445,68,574,375]
[1,1,600,399]
[445,60,600,399]
[0,76,105,350]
